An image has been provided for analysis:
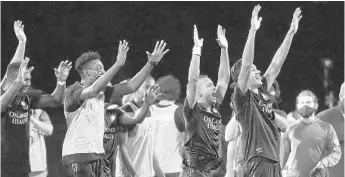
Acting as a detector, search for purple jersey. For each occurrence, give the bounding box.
[182,99,223,172]
[1,89,41,175]
[232,78,280,165]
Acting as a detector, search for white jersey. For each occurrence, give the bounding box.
[151,103,183,173]
[62,92,105,156]
[116,102,156,177]
[29,109,47,172]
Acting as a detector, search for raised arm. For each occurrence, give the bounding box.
[10,21,27,64]
[186,25,203,109]
[30,109,53,136]
[280,128,291,168]
[238,5,262,93]
[110,41,169,98]
[120,85,161,125]
[35,60,72,108]
[215,25,231,104]
[1,58,32,112]
[264,8,302,90]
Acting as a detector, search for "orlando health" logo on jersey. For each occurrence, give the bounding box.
[8,111,29,124]
[203,116,221,131]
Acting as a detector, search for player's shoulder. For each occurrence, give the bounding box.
[66,82,83,92]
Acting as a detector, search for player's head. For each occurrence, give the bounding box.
[296,90,318,118]
[156,75,181,101]
[6,62,31,93]
[75,51,105,84]
[134,75,155,102]
[231,59,262,89]
[196,75,217,105]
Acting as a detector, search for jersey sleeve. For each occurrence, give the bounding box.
[318,124,342,167]
[231,84,249,123]
[183,98,198,122]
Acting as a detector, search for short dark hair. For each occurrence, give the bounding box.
[230,59,242,83]
[157,75,181,101]
[6,62,21,79]
[296,90,318,103]
[75,51,101,74]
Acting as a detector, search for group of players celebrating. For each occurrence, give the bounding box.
[1,4,343,177]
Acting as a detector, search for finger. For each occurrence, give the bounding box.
[298,15,302,21]
[125,46,129,53]
[158,40,164,51]
[258,17,263,23]
[162,49,169,56]
[152,84,160,92]
[160,42,167,52]
[217,25,220,37]
[223,28,226,36]
[155,93,163,99]
[200,38,204,44]
[216,39,221,46]
[27,66,34,73]
[146,51,151,57]
[67,66,72,71]
[194,25,198,40]
[152,41,158,52]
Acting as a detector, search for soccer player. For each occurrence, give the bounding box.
[1,20,72,177]
[280,90,341,177]
[116,76,165,177]
[62,40,168,177]
[152,75,185,177]
[29,102,53,177]
[316,82,344,177]
[103,84,162,177]
[180,23,230,177]
[230,5,301,177]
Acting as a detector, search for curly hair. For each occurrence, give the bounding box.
[75,51,101,74]
[157,75,181,101]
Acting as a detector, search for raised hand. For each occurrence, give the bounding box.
[251,5,263,31]
[13,20,26,42]
[116,40,129,66]
[54,60,72,82]
[193,25,204,47]
[16,57,34,83]
[144,84,162,105]
[216,25,228,49]
[146,40,169,64]
[289,7,302,34]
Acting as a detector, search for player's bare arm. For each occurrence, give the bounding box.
[280,127,292,168]
[10,20,27,64]
[1,58,32,111]
[36,60,72,108]
[264,7,302,90]
[118,131,138,177]
[215,25,231,104]
[121,85,161,125]
[111,40,168,99]
[238,5,262,93]
[78,40,128,101]
[186,25,203,109]
[30,110,53,136]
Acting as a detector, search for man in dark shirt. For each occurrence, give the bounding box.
[181,24,230,177]
[230,5,301,177]
[1,21,72,177]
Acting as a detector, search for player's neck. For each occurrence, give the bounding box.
[300,114,315,124]
[199,101,212,109]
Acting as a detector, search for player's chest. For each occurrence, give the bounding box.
[4,98,30,126]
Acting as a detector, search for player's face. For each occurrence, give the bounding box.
[296,95,318,118]
[137,79,155,101]
[83,59,105,83]
[198,78,217,104]
[248,65,262,88]
[14,71,31,93]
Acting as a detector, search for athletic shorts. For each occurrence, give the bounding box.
[63,160,107,177]
[243,157,282,177]
[179,167,210,177]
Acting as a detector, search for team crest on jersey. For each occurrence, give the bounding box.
[20,101,29,110]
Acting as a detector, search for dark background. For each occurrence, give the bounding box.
[1,2,344,177]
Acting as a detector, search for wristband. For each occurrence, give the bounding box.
[192,47,202,56]
[57,80,66,85]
